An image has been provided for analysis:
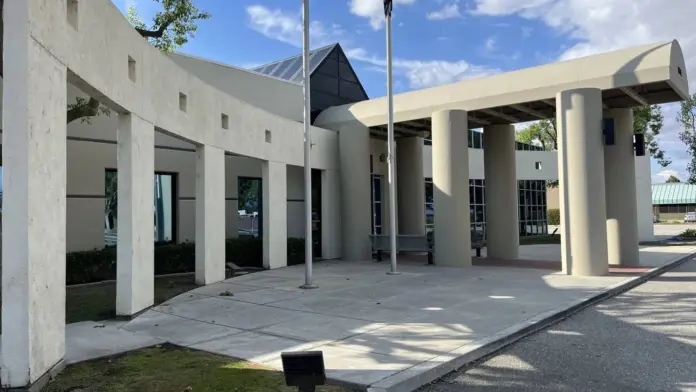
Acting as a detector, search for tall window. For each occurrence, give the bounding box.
[371,174,383,234]
[424,178,547,237]
[238,177,262,237]
[470,179,486,234]
[104,170,177,246]
[425,178,434,234]
[518,180,548,236]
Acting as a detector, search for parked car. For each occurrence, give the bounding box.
[684,212,696,223]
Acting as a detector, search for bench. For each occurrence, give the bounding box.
[370,230,487,265]
[370,234,434,264]
[427,230,487,258]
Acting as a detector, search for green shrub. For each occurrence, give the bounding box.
[547,208,560,225]
[226,236,263,267]
[287,237,306,266]
[66,236,304,285]
[679,229,696,237]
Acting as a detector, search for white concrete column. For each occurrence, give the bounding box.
[196,145,226,284]
[635,155,655,242]
[432,110,471,267]
[397,137,426,235]
[556,88,609,276]
[483,125,519,259]
[339,124,372,260]
[321,169,342,260]
[604,109,640,266]
[117,114,155,316]
[263,161,288,269]
[2,3,68,385]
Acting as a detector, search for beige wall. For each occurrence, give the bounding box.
[169,53,304,123]
[64,136,309,252]
[547,187,560,209]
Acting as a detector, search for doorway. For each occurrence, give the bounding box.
[238,177,262,237]
[311,169,322,258]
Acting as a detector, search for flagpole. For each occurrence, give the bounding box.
[300,0,317,289]
[385,1,400,276]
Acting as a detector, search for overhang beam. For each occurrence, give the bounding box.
[620,87,649,106]
[480,109,520,123]
[511,104,548,120]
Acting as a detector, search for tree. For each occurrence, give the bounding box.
[633,105,670,167]
[516,119,557,151]
[0,0,210,124]
[127,1,211,53]
[104,171,118,229]
[677,93,696,184]
[666,175,681,183]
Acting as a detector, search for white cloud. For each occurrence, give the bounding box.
[470,0,696,181]
[427,2,462,20]
[246,5,346,48]
[349,50,500,89]
[349,0,417,30]
[484,36,497,52]
[652,169,681,183]
[246,4,498,90]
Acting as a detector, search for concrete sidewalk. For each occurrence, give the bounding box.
[119,244,696,391]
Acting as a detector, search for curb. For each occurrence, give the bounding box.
[365,251,696,392]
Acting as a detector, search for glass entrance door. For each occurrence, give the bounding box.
[371,174,383,234]
[311,169,322,258]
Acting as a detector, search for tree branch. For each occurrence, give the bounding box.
[134,17,173,38]
[67,98,100,124]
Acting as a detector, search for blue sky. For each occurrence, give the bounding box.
[114,0,696,183]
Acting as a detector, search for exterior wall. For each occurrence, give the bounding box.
[169,53,303,123]
[2,84,313,253]
[423,145,559,180]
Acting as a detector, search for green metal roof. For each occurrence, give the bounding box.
[652,183,696,205]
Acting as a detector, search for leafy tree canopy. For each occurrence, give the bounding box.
[666,175,681,183]
[678,93,696,183]
[127,0,211,52]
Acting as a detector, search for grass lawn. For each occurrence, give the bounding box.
[519,234,561,245]
[44,346,351,392]
[66,274,198,323]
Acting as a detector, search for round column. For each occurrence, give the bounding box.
[338,123,372,261]
[397,137,426,235]
[604,108,640,266]
[483,125,519,259]
[432,110,471,267]
[557,88,609,276]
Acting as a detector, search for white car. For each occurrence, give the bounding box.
[685,212,696,223]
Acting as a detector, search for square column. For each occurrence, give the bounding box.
[2,6,68,386]
[557,88,608,276]
[263,161,288,269]
[483,125,519,259]
[116,114,155,316]
[397,137,426,235]
[338,124,372,260]
[196,145,226,284]
[432,110,471,267]
[604,109,640,266]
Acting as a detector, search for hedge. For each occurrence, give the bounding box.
[66,237,305,285]
[547,208,560,225]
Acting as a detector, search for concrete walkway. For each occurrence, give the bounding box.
[420,258,696,391]
[119,244,696,391]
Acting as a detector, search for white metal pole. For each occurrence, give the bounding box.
[300,0,317,289]
[386,12,400,276]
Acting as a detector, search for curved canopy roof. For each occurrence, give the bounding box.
[315,40,689,131]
